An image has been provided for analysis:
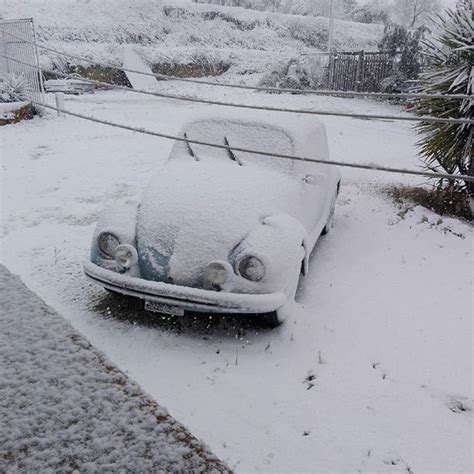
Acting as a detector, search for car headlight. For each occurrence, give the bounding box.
[204,261,228,288]
[114,244,138,270]
[98,232,120,258]
[237,255,265,282]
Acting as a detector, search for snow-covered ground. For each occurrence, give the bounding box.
[1,86,472,472]
[0,264,228,472]
[0,0,382,76]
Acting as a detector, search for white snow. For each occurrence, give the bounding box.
[135,113,335,293]
[1,86,472,472]
[0,0,383,78]
[0,264,228,472]
[122,46,159,91]
[0,101,30,119]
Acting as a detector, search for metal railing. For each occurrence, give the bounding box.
[0,18,44,107]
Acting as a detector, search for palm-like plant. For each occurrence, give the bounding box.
[416,0,473,196]
[0,72,32,103]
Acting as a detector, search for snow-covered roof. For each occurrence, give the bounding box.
[170,110,329,164]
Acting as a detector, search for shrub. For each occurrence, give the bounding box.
[258,58,312,91]
[378,24,426,91]
[0,73,32,103]
[415,1,473,197]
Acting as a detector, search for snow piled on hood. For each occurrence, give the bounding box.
[136,115,327,290]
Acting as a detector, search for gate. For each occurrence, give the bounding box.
[0,18,44,106]
[327,50,394,92]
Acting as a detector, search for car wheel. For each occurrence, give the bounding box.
[262,258,301,328]
[261,311,284,328]
[322,185,339,235]
[321,214,334,235]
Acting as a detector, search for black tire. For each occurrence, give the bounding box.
[321,220,331,235]
[322,183,340,235]
[260,311,284,328]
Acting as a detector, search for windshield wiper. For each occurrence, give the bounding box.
[184,132,199,161]
[224,136,243,166]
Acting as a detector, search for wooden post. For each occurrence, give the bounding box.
[356,50,365,91]
[327,53,334,89]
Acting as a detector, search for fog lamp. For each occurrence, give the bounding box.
[114,244,138,270]
[205,262,228,287]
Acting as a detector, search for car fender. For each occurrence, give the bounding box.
[90,200,140,266]
[230,214,307,292]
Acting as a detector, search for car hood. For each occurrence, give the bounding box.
[136,159,305,287]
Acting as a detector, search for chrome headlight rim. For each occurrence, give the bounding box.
[204,260,230,290]
[236,254,266,282]
[98,231,120,259]
[114,244,138,270]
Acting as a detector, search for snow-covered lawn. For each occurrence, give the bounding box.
[1,87,472,472]
[0,264,229,472]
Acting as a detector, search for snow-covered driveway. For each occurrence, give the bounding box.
[0,265,229,472]
[1,87,472,473]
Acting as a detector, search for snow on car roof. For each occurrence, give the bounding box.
[169,110,329,168]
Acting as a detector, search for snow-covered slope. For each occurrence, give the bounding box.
[0,0,383,76]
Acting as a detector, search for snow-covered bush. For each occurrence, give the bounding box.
[193,0,368,22]
[258,58,313,91]
[416,0,473,201]
[378,24,426,92]
[0,73,32,103]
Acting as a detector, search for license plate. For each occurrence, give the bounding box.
[144,301,185,317]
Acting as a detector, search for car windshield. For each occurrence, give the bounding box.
[170,119,295,173]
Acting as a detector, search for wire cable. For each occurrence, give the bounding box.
[1,27,472,102]
[3,54,473,126]
[16,93,474,183]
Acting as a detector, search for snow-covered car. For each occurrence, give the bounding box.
[83,113,340,326]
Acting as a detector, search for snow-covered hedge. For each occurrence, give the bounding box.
[0,0,383,76]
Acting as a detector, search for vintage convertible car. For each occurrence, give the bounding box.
[83,112,340,326]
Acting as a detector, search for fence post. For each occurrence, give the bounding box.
[356,50,365,91]
[55,92,65,117]
[327,53,334,89]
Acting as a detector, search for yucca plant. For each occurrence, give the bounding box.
[416,0,473,197]
[0,72,32,103]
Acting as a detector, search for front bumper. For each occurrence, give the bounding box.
[83,260,286,314]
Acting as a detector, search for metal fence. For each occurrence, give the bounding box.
[326,50,394,92]
[0,18,44,106]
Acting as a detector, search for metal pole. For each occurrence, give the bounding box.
[31,19,45,103]
[328,0,335,52]
[55,92,64,117]
[1,26,10,73]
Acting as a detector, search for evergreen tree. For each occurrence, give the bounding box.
[416,1,473,196]
[378,24,425,91]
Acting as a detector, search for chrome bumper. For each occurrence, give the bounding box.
[83,260,285,314]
